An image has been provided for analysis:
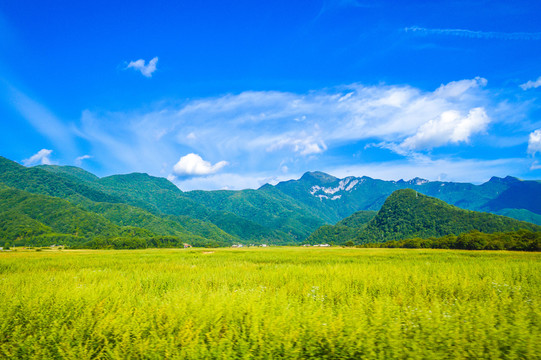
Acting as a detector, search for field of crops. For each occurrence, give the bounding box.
[0,247,539,359]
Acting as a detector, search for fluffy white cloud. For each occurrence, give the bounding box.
[528,129,541,155]
[23,149,53,166]
[520,76,541,90]
[173,153,228,176]
[400,107,489,150]
[75,155,92,166]
[127,57,158,77]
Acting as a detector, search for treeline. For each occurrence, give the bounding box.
[359,229,540,251]
[73,235,229,249]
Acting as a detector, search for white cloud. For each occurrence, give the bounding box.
[23,149,53,166]
[520,76,541,90]
[267,136,327,155]
[400,107,490,150]
[434,77,487,98]
[127,57,158,77]
[173,153,228,176]
[527,129,541,156]
[75,77,529,189]
[405,26,541,40]
[75,155,92,166]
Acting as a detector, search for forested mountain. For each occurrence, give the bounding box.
[358,189,540,243]
[308,189,540,245]
[1,155,540,248]
[271,171,541,225]
[1,157,290,244]
[305,210,376,245]
[0,183,237,248]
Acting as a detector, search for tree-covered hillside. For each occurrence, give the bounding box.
[305,210,376,245]
[1,155,540,248]
[0,183,236,248]
[307,190,540,246]
[357,189,540,244]
[1,157,290,244]
[271,171,541,225]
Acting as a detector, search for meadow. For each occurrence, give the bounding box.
[0,247,539,359]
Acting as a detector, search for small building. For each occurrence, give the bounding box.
[183,243,192,248]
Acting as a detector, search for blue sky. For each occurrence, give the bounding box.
[1,0,541,190]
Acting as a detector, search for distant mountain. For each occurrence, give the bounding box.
[305,210,376,245]
[0,158,251,245]
[309,189,540,245]
[0,181,238,248]
[271,171,541,225]
[0,183,129,245]
[184,186,325,242]
[1,155,540,247]
[360,189,540,244]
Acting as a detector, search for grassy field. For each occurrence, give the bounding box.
[0,247,539,359]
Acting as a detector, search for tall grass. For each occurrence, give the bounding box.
[0,248,539,359]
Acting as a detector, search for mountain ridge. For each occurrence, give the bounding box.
[1,155,540,248]
[307,189,541,245]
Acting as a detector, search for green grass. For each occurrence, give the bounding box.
[0,247,539,359]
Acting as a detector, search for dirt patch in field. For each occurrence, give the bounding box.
[202,251,215,254]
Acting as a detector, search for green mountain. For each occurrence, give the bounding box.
[0,182,238,248]
[34,161,324,242]
[184,185,326,242]
[40,165,296,243]
[0,183,126,246]
[308,189,540,245]
[1,155,540,248]
[357,189,541,244]
[305,210,376,245]
[1,157,287,244]
[271,171,541,225]
[0,158,242,246]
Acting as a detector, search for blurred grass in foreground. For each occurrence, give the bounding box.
[0,247,539,359]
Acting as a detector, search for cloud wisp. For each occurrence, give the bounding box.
[127,57,158,77]
[23,149,53,166]
[528,129,541,156]
[7,86,77,155]
[520,76,541,90]
[75,154,92,166]
[405,26,541,40]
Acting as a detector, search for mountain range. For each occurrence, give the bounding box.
[307,189,540,245]
[0,155,540,247]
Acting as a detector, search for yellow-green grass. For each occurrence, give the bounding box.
[0,247,539,359]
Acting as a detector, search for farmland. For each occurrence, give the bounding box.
[0,247,539,359]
